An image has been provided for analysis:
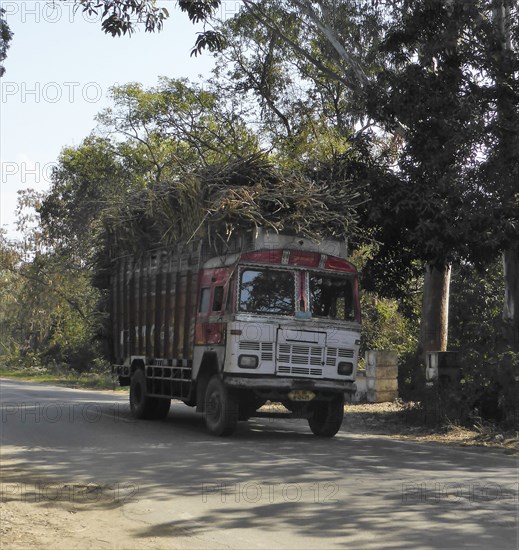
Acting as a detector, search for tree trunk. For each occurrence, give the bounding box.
[502,244,519,350]
[493,1,518,350]
[420,263,451,353]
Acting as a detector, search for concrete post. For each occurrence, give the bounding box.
[365,350,399,403]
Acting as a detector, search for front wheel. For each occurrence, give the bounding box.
[204,375,238,436]
[308,395,344,437]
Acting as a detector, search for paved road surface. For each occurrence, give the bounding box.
[1,379,517,549]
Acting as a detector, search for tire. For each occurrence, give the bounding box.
[204,375,238,436]
[130,369,170,420]
[308,395,344,437]
[151,397,171,420]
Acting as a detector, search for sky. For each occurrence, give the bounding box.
[1,0,240,239]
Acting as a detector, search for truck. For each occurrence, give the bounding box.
[111,228,361,437]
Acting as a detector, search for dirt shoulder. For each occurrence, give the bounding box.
[345,402,518,454]
[0,370,123,392]
[0,464,180,550]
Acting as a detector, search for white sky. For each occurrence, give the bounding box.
[0,1,240,239]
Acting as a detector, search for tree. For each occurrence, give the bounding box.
[488,0,519,349]
[0,7,13,76]
[365,3,481,351]
[213,2,383,167]
[96,78,260,175]
[213,3,447,351]
[38,136,136,263]
[0,196,103,371]
[219,1,519,356]
[38,78,260,262]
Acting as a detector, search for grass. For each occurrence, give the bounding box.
[0,367,126,391]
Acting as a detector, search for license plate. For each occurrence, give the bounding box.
[288,390,315,401]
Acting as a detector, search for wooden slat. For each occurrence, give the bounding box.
[172,270,182,357]
[183,271,194,359]
[113,245,203,366]
[128,258,136,356]
[122,257,129,358]
[164,265,173,359]
[112,260,119,362]
[145,257,153,358]
[154,265,163,357]
[135,258,144,355]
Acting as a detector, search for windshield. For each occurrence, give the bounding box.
[309,274,355,320]
[239,269,295,315]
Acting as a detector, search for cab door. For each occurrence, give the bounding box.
[195,268,231,346]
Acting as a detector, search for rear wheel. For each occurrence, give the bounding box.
[130,369,171,420]
[308,395,344,437]
[204,375,238,436]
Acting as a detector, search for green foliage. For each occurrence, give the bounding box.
[449,260,505,350]
[215,1,384,164]
[447,259,518,425]
[39,136,134,262]
[96,78,260,174]
[38,78,261,262]
[350,244,420,362]
[457,349,518,427]
[0,233,24,359]
[0,7,13,76]
[6,0,518,379]
[365,0,519,268]
[224,1,518,350]
[360,293,418,359]
[77,0,169,36]
[0,223,104,373]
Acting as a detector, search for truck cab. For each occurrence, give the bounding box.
[192,236,361,436]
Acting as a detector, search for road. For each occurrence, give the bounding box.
[1,379,517,549]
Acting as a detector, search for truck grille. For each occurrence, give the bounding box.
[278,365,323,376]
[277,343,324,377]
[278,343,323,365]
[238,340,355,377]
[277,345,355,377]
[326,347,355,367]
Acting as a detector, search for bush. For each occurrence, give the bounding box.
[458,349,518,428]
[397,350,425,402]
[397,347,518,428]
[360,292,418,359]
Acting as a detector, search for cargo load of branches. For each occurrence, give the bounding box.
[101,154,361,258]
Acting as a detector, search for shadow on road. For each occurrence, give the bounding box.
[1,381,516,548]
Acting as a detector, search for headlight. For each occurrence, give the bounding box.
[338,362,353,376]
[238,355,259,369]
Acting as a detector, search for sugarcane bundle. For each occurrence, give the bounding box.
[102,153,361,257]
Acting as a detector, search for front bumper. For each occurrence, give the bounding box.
[224,375,356,394]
